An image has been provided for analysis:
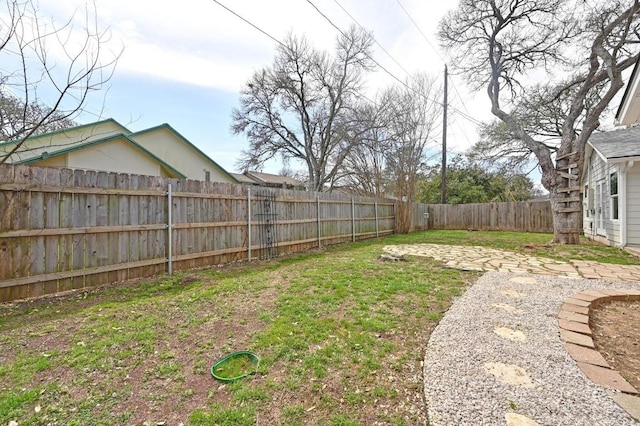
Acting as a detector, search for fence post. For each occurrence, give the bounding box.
[317,196,321,248]
[375,201,379,238]
[167,183,173,275]
[352,198,356,242]
[247,188,252,261]
[393,201,397,234]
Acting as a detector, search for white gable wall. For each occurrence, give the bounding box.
[66,139,167,176]
[131,128,232,182]
[26,138,170,176]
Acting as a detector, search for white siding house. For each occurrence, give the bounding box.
[582,127,640,248]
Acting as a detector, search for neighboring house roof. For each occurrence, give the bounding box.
[230,171,306,189]
[14,133,186,178]
[588,127,640,163]
[244,171,305,188]
[129,124,238,183]
[230,172,259,185]
[2,118,131,146]
[616,56,640,125]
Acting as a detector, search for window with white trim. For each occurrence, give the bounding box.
[584,184,590,217]
[610,172,619,220]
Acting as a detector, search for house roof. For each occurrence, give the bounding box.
[15,133,187,178]
[230,173,258,184]
[588,126,640,162]
[616,56,640,125]
[244,171,305,187]
[129,123,238,183]
[0,118,131,147]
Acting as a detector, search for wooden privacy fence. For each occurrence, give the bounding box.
[0,165,410,302]
[426,200,554,233]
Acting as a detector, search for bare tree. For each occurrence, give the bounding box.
[330,101,390,196]
[439,0,640,244]
[0,90,76,140]
[0,0,120,165]
[232,26,375,192]
[384,74,442,233]
[335,74,442,211]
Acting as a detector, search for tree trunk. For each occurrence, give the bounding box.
[395,201,412,234]
[549,152,582,244]
[550,195,582,244]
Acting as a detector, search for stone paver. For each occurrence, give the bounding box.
[609,391,640,422]
[494,326,527,342]
[505,413,542,426]
[557,310,589,323]
[382,243,640,281]
[564,343,610,368]
[493,303,523,314]
[484,362,534,388]
[577,362,638,394]
[383,244,577,276]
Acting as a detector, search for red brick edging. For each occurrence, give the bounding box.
[559,290,640,395]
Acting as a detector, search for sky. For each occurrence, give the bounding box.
[33,0,498,175]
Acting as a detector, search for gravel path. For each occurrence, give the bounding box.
[423,271,640,426]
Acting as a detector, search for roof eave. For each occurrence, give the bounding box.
[616,56,640,125]
[606,155,640,164]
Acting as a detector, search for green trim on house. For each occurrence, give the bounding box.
[16,133,187,179]
[0,118,131,147]
[129,124,239,183]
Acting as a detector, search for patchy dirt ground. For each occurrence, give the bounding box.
[1,251,475,426]
[591,300,640,391]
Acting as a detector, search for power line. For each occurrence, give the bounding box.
[391,0,478,123]
[211,0,383,108]
[305,0,411,92]
[211,0,286,49]
[392,0,444,63]
[212,0,485,129]
[332,0,412,79]
[306,0,486,128]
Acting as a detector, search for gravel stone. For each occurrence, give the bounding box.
[423,271,640,426]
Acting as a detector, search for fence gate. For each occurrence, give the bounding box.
[255,190,279,260]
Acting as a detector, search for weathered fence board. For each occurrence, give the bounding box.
[0,164,414,302]
[427,201,553,233]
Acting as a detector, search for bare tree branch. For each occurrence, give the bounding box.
[0,0,121,165]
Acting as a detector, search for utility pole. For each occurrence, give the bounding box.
[441,65,448,204]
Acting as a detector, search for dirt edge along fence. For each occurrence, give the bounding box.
[426,201,554,233]
[0,164,408,302]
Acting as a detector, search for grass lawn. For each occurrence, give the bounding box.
[0,230,636,425]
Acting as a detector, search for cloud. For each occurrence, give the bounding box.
[39,0,457,94]
[34,0,488,158]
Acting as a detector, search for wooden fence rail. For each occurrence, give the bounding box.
[426,201,554,233]
[0,165,407,302]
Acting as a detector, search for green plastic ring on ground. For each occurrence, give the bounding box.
[210,350,260,383]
